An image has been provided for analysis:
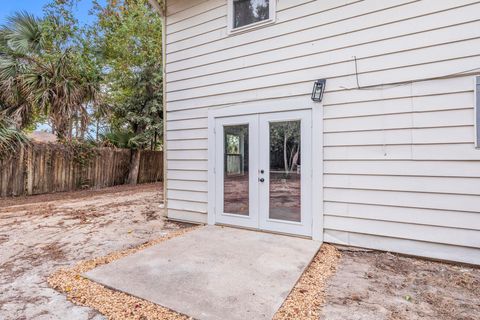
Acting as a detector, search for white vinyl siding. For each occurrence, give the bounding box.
[476,76,480,147]
[165,0,480,264]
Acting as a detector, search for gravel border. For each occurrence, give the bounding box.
[48,229,340,320]
[48,227,196,320]
[274,244,340,320]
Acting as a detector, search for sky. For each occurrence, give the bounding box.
[0,0,104,25]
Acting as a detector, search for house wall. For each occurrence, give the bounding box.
[164,0,480,264]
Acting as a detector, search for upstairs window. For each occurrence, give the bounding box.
[228,0,276,33]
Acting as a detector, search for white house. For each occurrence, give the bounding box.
[156,0,480,265]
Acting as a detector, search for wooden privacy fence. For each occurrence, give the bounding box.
[138,150,164,184]
[0,144,163,197]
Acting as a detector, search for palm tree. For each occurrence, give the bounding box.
[0,12,99,139]
[0,116,28,159]
[0,12,41,128]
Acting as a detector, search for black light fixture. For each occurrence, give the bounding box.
[311,79,327,102]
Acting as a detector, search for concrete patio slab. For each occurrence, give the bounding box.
[85,226,321,320]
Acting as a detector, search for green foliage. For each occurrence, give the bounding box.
[0,0,164,153]
[60,138,98,166]
[101,128,136,148]
[0,12,43,127]
[0,117,29,159]
[93,0,163,73]
[270,121,301,177]
[92,0,163,150]
[0,9,101,139]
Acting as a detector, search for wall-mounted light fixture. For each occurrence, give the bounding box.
[311,79,327,102]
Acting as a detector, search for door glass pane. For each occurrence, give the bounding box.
[224,125,249,215]
[233,0,270,29]
[269,121,301,222]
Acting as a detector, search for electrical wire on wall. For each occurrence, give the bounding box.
[339,55,480,91]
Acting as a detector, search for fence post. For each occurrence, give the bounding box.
[26,146,34,195]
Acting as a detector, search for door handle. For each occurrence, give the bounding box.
[259,178,265,183]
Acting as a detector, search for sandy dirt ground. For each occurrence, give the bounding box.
[0,183,188,320]
[320,248,480,320]
[1,183,479,320]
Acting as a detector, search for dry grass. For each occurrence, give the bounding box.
[48,231,340,320]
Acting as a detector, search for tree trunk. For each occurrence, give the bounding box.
[290,148,299,173]
[50,120,56,135]
[127,149,141,185]
[96,120,99,141]
[55,121,68,141]
[283,133,289,176]
[74,116,78,139]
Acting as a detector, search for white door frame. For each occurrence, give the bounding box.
[207,98,324,241]
[214,114,259,229]
[258,110,312,237]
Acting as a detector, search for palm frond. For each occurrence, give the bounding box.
[0,116,29,159]
[0,12,100,137]
[101,128,136,149]
[2,11,42,55]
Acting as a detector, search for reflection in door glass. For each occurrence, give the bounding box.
[269,121,301,222]
[224,125,249,215]
[233,0,270,29]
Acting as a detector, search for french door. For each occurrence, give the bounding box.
[214,110,312,237]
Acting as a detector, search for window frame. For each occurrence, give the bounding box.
[227,0,276,34]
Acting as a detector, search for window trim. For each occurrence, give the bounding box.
[475,76,480,148]
[227,0,276,34]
